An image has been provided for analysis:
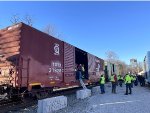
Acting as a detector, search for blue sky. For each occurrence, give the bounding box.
[0,1,150,64]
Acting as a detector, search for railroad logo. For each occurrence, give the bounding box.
[54,43,60,55]
[96,64,100,72]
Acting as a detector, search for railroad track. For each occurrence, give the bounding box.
[0,85,96,113]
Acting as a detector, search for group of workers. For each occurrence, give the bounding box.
[99,73,144,95]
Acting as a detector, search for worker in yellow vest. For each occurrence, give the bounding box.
[99,75,105,94]
[118,75,124,87]
[124,74,132,95]
[110,74,117,94]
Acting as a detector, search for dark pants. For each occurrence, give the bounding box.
[141,80,145,86]
[134,80,138,86]
[76,71,82,79]
[131,81,133,88]
[125,83,132,95]
[100,84,105,94]
[112,82,116,93]
[119,80,123,87]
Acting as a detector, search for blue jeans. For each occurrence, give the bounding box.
[100,84,105,93]
[78,71,82,79]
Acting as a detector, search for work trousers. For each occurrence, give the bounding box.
[111,82,116,93]
[119,80,123,87]
[126,83,132,94]
[100,84,105,94]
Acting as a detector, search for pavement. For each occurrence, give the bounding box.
[86,83,150,113]
[55,83,150,113]
[11,83,150,113]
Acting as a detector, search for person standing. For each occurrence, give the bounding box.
[110,74,117,94]
[118,75,123,87]
[141,76,145,86]
[133,75,138,86]
[77,64,82,79]
[124,74,132,95]
[99,75,105,94]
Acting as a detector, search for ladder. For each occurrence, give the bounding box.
[79,78,87,89]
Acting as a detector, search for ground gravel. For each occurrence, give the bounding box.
[9,83,150,113]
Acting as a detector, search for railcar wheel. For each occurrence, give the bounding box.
[35,91,48,99]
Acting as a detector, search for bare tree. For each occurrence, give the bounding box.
[105,50,119,63]
[10,14,20,25]
[44,24,55,36]
[24,14,33,26]
[137,62,143,73]
[10,14,33,26]
[105,51,129,75]
[43,24,62,40]
[127,61,143,74]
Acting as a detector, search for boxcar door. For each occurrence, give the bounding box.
[64,42,76,85]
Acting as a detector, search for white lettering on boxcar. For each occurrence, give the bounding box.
[96,64,101,72]
[48,61,63,73]
[54,43,60,55]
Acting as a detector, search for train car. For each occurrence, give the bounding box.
[87,53,104,84]
[0,23,104,99]
[143,51,150,83]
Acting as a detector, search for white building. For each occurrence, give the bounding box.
[130,58,138,68]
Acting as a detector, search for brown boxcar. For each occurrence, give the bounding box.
[88,53,104,83]
[0,23,104,98]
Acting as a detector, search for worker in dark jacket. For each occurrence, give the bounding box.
[99,75,105,94]
[141,76,145,86]
[133,75,138,86]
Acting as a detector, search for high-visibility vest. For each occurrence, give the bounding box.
[82,66,85,72]
[118,75,123,80]
[110,75,115,82]
[131,76,134,81]
[125,75,131,84]
[133,76,136,81]
[117,75,120,80]
[100,76,105,84]
[120,77,123,80]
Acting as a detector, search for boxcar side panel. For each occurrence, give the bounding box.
[88,53,104,83]
[20,24,64,88]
